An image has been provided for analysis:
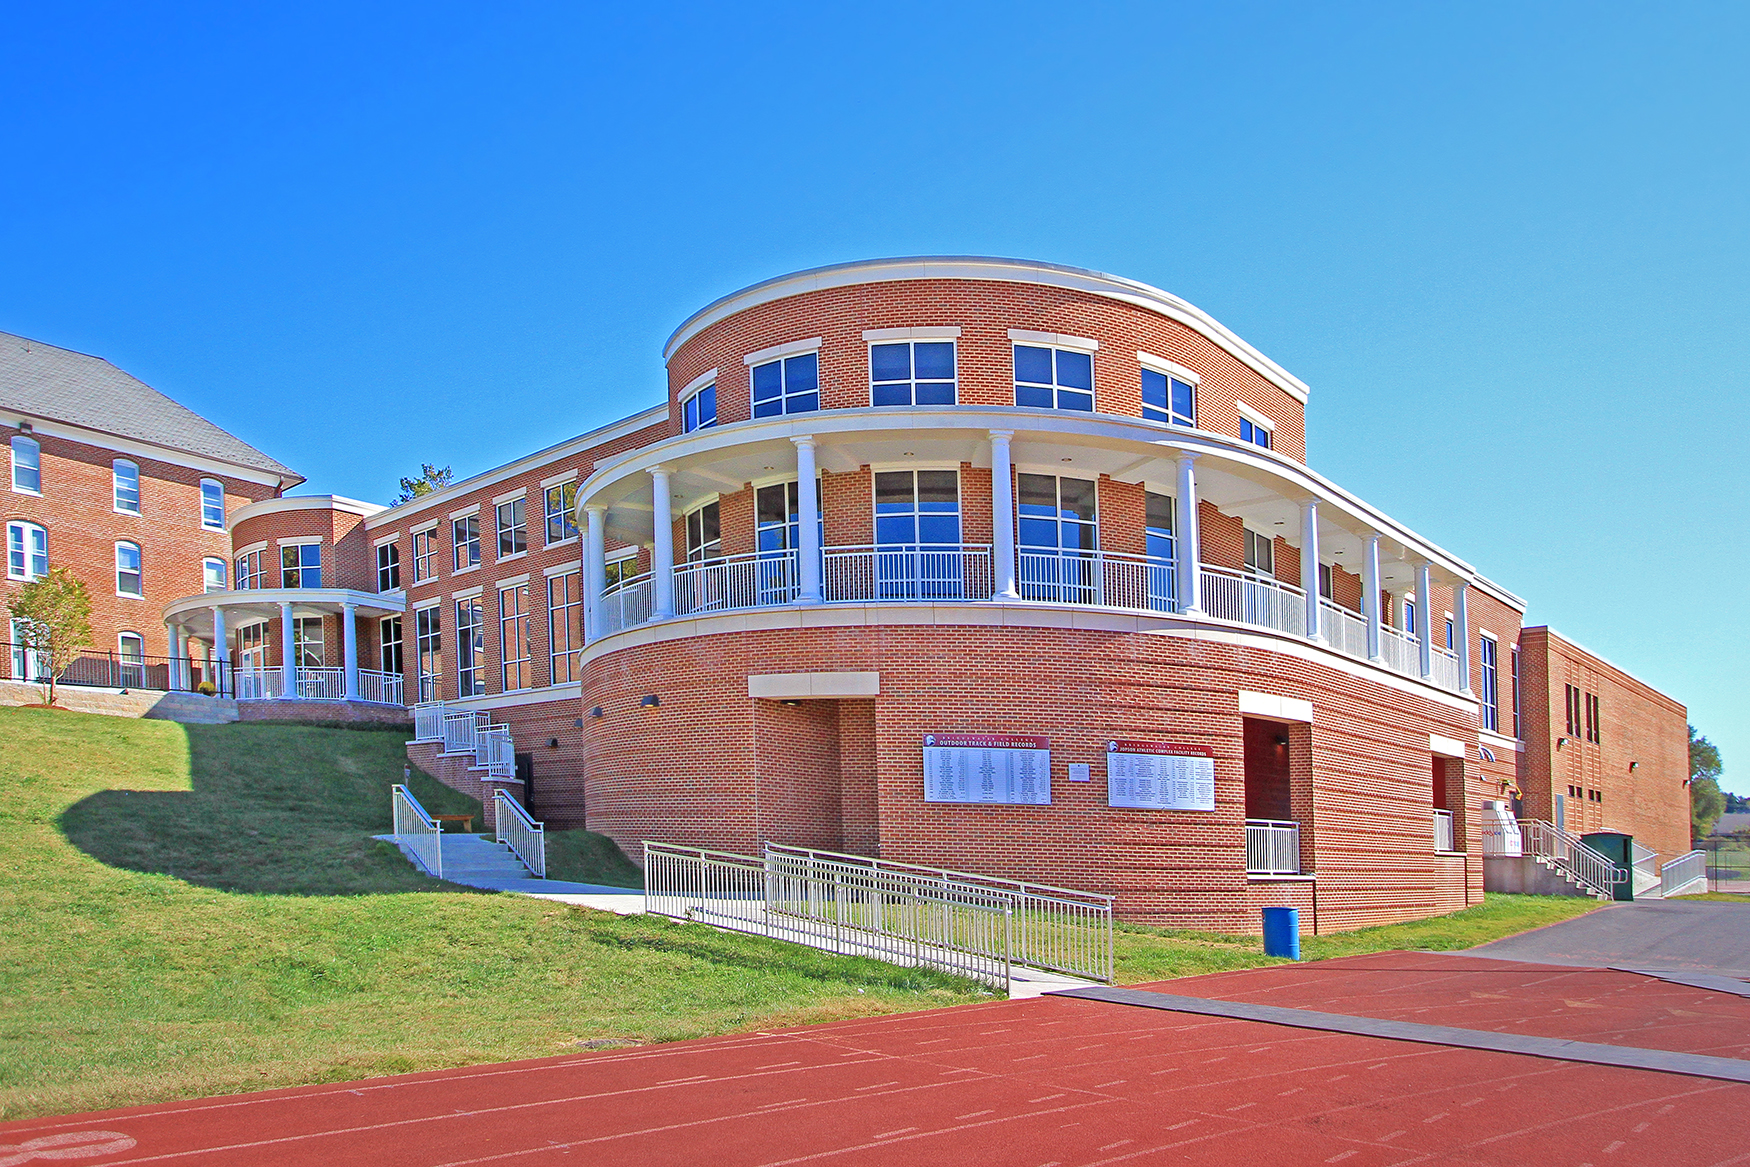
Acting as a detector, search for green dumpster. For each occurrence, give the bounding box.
[1582,831,1635,901]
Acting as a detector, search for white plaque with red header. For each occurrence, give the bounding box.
[1106,741,1215,810]
[922,733,1052,806]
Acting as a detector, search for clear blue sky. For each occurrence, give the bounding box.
[2,3,1743,791]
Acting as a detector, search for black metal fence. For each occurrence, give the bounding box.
[1,641,231,695]
[1699,835,1750,895]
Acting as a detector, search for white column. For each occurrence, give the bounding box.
[649,466,675,620]
[1300,499,1322,643]
[164,625,181,690]
[1175,452,1203,615]
[1362,534,1383,663]
[793,437,822,604]
[342,602,359,701]
[1454,578,1473,696]
[584,505,606,640]
[212,604,230,697]
[279,601,297,697]
[1416,561,1434,681]
[989,430,1019,599]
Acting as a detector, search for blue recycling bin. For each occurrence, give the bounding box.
[1262,907,1301,960]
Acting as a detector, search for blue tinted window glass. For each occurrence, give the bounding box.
[915,381,955,405]
[1257,427,1270,448]
[1019,517,1058,546]
[753,361,782,400]
[918,515,958,543]
[1016,383,1054,408]
[1056,350,1092,391]
[876,515,916,543]
[1240,419,1254,443]
[1141,368,1167,410]
[753,398,782,418]
[913,342,954,380]
[699,384,716,424]
[683,397,698,431]
[1059,389,1094,411]
[871,344,910,382]
[1014,345,1052,384]
[788,391,819,413]
[785,353,818,392]
[872,382,911,406]
[1171,378,1194,421]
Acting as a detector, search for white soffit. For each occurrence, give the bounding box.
[1237,690,1313,723]
[1430,734,1467,758]
[748,671,881,699]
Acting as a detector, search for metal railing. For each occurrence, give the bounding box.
[1660,849,1706,897]
[356,668,404,706]
[1430,647,1465,691]
[643,841,1015,989]
[766,844,1114,983]
[1379,625,1420,676]
[1433,808,1456,853]
[823,544,998,603]
[3,640,230,695]
[1015,548,1175,612]
[233,667,285,700]
[392,784,442,879]
[440,708,487,755]
[1245,819,1302,875]
[1518,818,1627,898]
[675,550,799,613]
[1202,567,1305,636]
[1319,599,1368,661]
[494,789,545,878]
[599,573,653,636]
[1631,840,1661,897]
[412,700,447,741]
[477,726,515,778]
[296,666,344,700]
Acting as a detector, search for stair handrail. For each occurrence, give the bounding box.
[493,789,545,878]
[391,783,443,879]
[1518,818,1626,898]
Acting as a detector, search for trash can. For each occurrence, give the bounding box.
[1582,831,1635,901]
[1262,907,1300,959]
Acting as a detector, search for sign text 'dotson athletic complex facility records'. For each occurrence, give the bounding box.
[923,734,1052,805]
[1107,741,1216,810]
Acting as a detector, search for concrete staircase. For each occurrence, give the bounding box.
[439,833,536,884]
[142,692,240,725]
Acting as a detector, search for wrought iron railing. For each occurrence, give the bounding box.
[1245,819,1302,875]
[2,640,229,695]
[494,789,545,877]
[392,784,442,879]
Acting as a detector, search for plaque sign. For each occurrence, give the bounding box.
[1107,740,1216,810]
[923,733,1052,806]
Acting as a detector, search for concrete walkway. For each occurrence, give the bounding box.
[1469,899,1750,978]
[376,833,647,911]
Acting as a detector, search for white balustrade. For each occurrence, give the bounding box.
[1379,625,1420,677]
[1517,818,1625,899]
[674,550,798,614]
[412,700,447,741]
[1319,599,1368,661]
[822,544,996,603]
[392,784,442,879]
[356,668,404,706]
[441,709,482,755]
[1432,808,1456,853]
[296,667,345,701]
[1660,849,1706,897]
[1245,819,1301,875]
[598,573,653,636]
[494,789,546,878]
[477,726,516,778]
[1201,567,1306,636]
[1430,647,1465,691]
[233,667,283,700]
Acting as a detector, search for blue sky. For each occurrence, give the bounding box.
[2,2,1743,790]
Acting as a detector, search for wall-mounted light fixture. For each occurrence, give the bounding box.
[548,737,559,749]
[780,699,802,708]
[17,420,32,433]
[574,717,585,728]
[1555,736,1567,749]
[1273,734,1289,747]
[1629,760,1639,772]
[639,694,660,709]
[589,707,604,719]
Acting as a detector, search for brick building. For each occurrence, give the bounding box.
[103,257,1694,929]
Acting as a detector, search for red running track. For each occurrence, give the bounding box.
[4,952,1747,1167]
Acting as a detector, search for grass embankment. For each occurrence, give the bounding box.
[0,708,981,1120]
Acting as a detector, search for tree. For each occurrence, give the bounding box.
[1690,725,1725,838]
[5,567,92,709]
[393,464,454,505]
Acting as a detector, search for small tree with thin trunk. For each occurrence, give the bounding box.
[5,567,92,708]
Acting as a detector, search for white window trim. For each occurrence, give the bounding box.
[412,598,442,613]
[11,435,42,496]
[453,584,484,601]
[605,547,637,564]
[543,561,581,578]
[1235,401,1276,431]
[6,520,48,581]
[449,504,480,521]
[276,536,323,547]
[1008,328,1099,352]
[678,367,719,399]
[451,563,481,577]
[743,338,822,367]
[540,469,580,490]
[112,459,142,515]
[1136,351,1201,384]
[493,487,526,506]
[115,541,143,599]
[413,521,440,536]
[373,532,400,548]
[863,326,962,341]
[199,478,226,530]
[497,573,531,589]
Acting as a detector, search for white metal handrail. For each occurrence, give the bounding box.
[296,667,345,700]
[1430,647,1464,691]
[1318,599,1368,661]
[1433,808,1456,853]
[822,544,998,604]
[392,783,442,878]
[357,668,404,706]
[412,700,447,741]
[674,550,799,614]
[1245,819,1302,875]
[1015,547,1176,613]
[765,844,1113,983]
[233,667,285,700]
[1379,624,1419,676]
[1518,818,1626,898]
[1202,566,1306,636]
[599,573,653,636]
[477,726,515,778]
[493,789,545,878]
[1660,849,1706,897]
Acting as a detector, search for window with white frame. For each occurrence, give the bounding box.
[11,435,40,494]
[7,521,47,580]
[280,542,321,589]
[113,459,141,513]
[415,605,442,701]
[1319,563,1334,600]
[1445,616,1454,651]
[1141,366,1195,427]
[117,632,145,687]
[1244,528,1274,576]
[1017,474,1097,552]
[871,341,955,407]
[682,381,717,431]
[412,527,438,582]
[1238,408,1273,449]
[685,501,721,562]
[115,541,142,596]
[1479,635,1500,732]
[293,616,324,668]
[544,481,578,544]
[236,622,267,669]
[455,596,485,696]
[235,548,265,590]
[380,615,403,675]
[1014,345,1094,412]
[1145,491,1176,609]
[751,352,819,418]
[200,478,225,530]
[499,583,531,691]
[874,470,960,546]
[376,542,401,591]
[452,515,480,571]
[1511,646,1522,738]
[203,557,227,592]
[1404,595,1418,638]
[604,550,638,589]
[548,571,582,685]
[497,497,526,558]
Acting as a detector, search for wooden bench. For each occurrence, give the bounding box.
[432,813,475,833]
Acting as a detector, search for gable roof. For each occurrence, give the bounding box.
[0,329,301,484]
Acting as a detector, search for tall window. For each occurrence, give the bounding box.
[415,606,442,702]
[1404,597,1418,638]
[1479,636,1499,732]
[200,479,225,530]
[1017,474,1097,601]
[874,470,961,597]
[7,521,47,580]
[685,501,721,562]
[497,498,526,558]
[115,541,142,597]
[1141,369,1195,427]
[117,632,145,688]
[1144,491,1176,610]
[605,552,638,590]
[498,584,531,691]
[235,548,265,590]
[1014,345,1093,412]
[455,597,485,696]
[1239,417,1272,449]
[413,528,438,582]
[545,481,579,544]
[236,622,267,669]
[203,557,227,592]
[1585,692,1601,744]
[1243,529,1274,576]
[380,615,403,675]
[751,352,819,418]
[1564,683,1583,737]
[871,341,955,406]
[755,482,813,603]
[376,542,401,591]
[10,435,40,494]
[113,459,141,513]
[453,515,480,571]
[293,617,324,668]
[281,543,321,588]
[1444,617,1454,650]
[548,572,581,685]
[1511,647,1522,739]
[1318,563,1333,600]
[682,382,717,431]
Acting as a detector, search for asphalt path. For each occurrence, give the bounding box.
[1468,900,1750,977]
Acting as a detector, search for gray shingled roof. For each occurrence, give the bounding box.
[0,330,300,482]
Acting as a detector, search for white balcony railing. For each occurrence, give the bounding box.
[1319,599,1368,661]
[296,667,344,701]
[824,544,997,603]
[1245,819,1301,875]
[412,700,446,741]
[675,550,799,614]
[599,573,653,636]
[1433,808,1456,853]
[356,668,404,706]
[477,726,515,778]
[1202,567,1305,636]
[1379,625,1420,676]
[441,708,489,755]
[1430,647,1465,691]
[233,667,283,700]
[1017,548,1177,611]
